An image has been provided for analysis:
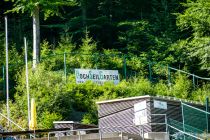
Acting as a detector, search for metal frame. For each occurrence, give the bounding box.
[0,112,36,138]
[167,124,204,140]
[47,128,101,140]
[150,114,167,132]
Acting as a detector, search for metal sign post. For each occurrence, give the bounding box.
[139,125,144,140]
[206,97,209,133]
[5,16,10,127]
[24,37,30,130]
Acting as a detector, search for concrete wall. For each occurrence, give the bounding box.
[144,132,169,140]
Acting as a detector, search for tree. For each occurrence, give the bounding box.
[176,0,210,72]
[5,0,77,69]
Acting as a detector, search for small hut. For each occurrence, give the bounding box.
[97,95,204,140]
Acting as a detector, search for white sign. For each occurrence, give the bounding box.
[134,101,147,112]
[134,110,147,125]
[134,101,147,125]
[75,69,120,85]
[154,100,167,110]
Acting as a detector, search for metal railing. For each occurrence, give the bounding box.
[47,126,144,140]
[167,119,205,140]
[150,114,168,132]
[100,125,144,140]
[0,112,36,138]
[0,112,25,131]
[167,123,204,140]
[48,128,101,140]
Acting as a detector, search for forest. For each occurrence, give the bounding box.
[0,0,209,130]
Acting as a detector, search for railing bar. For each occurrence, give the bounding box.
[167,124,204,140]
[0,112,25,131]
[182,102,210,114]
[151,114,166,116]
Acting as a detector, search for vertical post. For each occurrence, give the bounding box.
[5,16,10,127]
[192,74,195,88]
[181,102,186,140]
[120,131,123,140]
[123,55,127,80]
[99,129,102,140]
[79,131,81,140]
[197,78,198,86]
[139,126,144,140]
[167,65,171,85]
[64,52,67,82]
[165,114,168,132]
[24,37,30,130]
[206,97,209,133]
[95,54,98,69]
[57,132,60,140]
[2,66,6,97]
[47,132,50,140]
[149,62,152,82]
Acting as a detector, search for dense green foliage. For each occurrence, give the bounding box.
[176,0,210,71]
[0,0,209,131]
[0,36,209,131]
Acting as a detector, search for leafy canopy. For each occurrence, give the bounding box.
[5,0,77,19]
[176,0,210,71]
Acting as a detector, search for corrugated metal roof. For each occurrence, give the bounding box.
[96,95,150,104]
[53,121,75,124]
[96,95,203,105]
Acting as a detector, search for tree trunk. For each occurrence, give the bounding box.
[32,6,40,69]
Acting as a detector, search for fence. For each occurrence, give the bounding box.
[167,100,210,140]
[0,127,143,140]
[47,128,145,140]
[181,102,210,136]
[0,52,210,99]
[48,128,101,140]
[167,119,204,140]
[39,52,210,83]
[40,52,133,80]
[150,114,167,132]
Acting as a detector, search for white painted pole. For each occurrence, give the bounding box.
[5,16,10,127]
[24,37,30,130]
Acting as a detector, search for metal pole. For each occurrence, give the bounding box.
[197,78,198,86]
[57,132,60,140]
[193,74,195,88]
[149,62,152,82]
[64,52,67,82]
[0,112,25,131]
[123,55,127,80]
[165,114,168,132]
[24,37,30,130]
[2,66,5,97]
[79,131,81,140]
[5,16,10,127]
[139,126,144,140]
[206,97,209,133]
[167,65,171,85]
[94,54,98,69]
[181,102,186,140]
[99,129,102,140]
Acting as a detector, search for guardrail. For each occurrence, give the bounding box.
[47,126,144,140]
[167,119,204,140]
[48,128,101,140]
